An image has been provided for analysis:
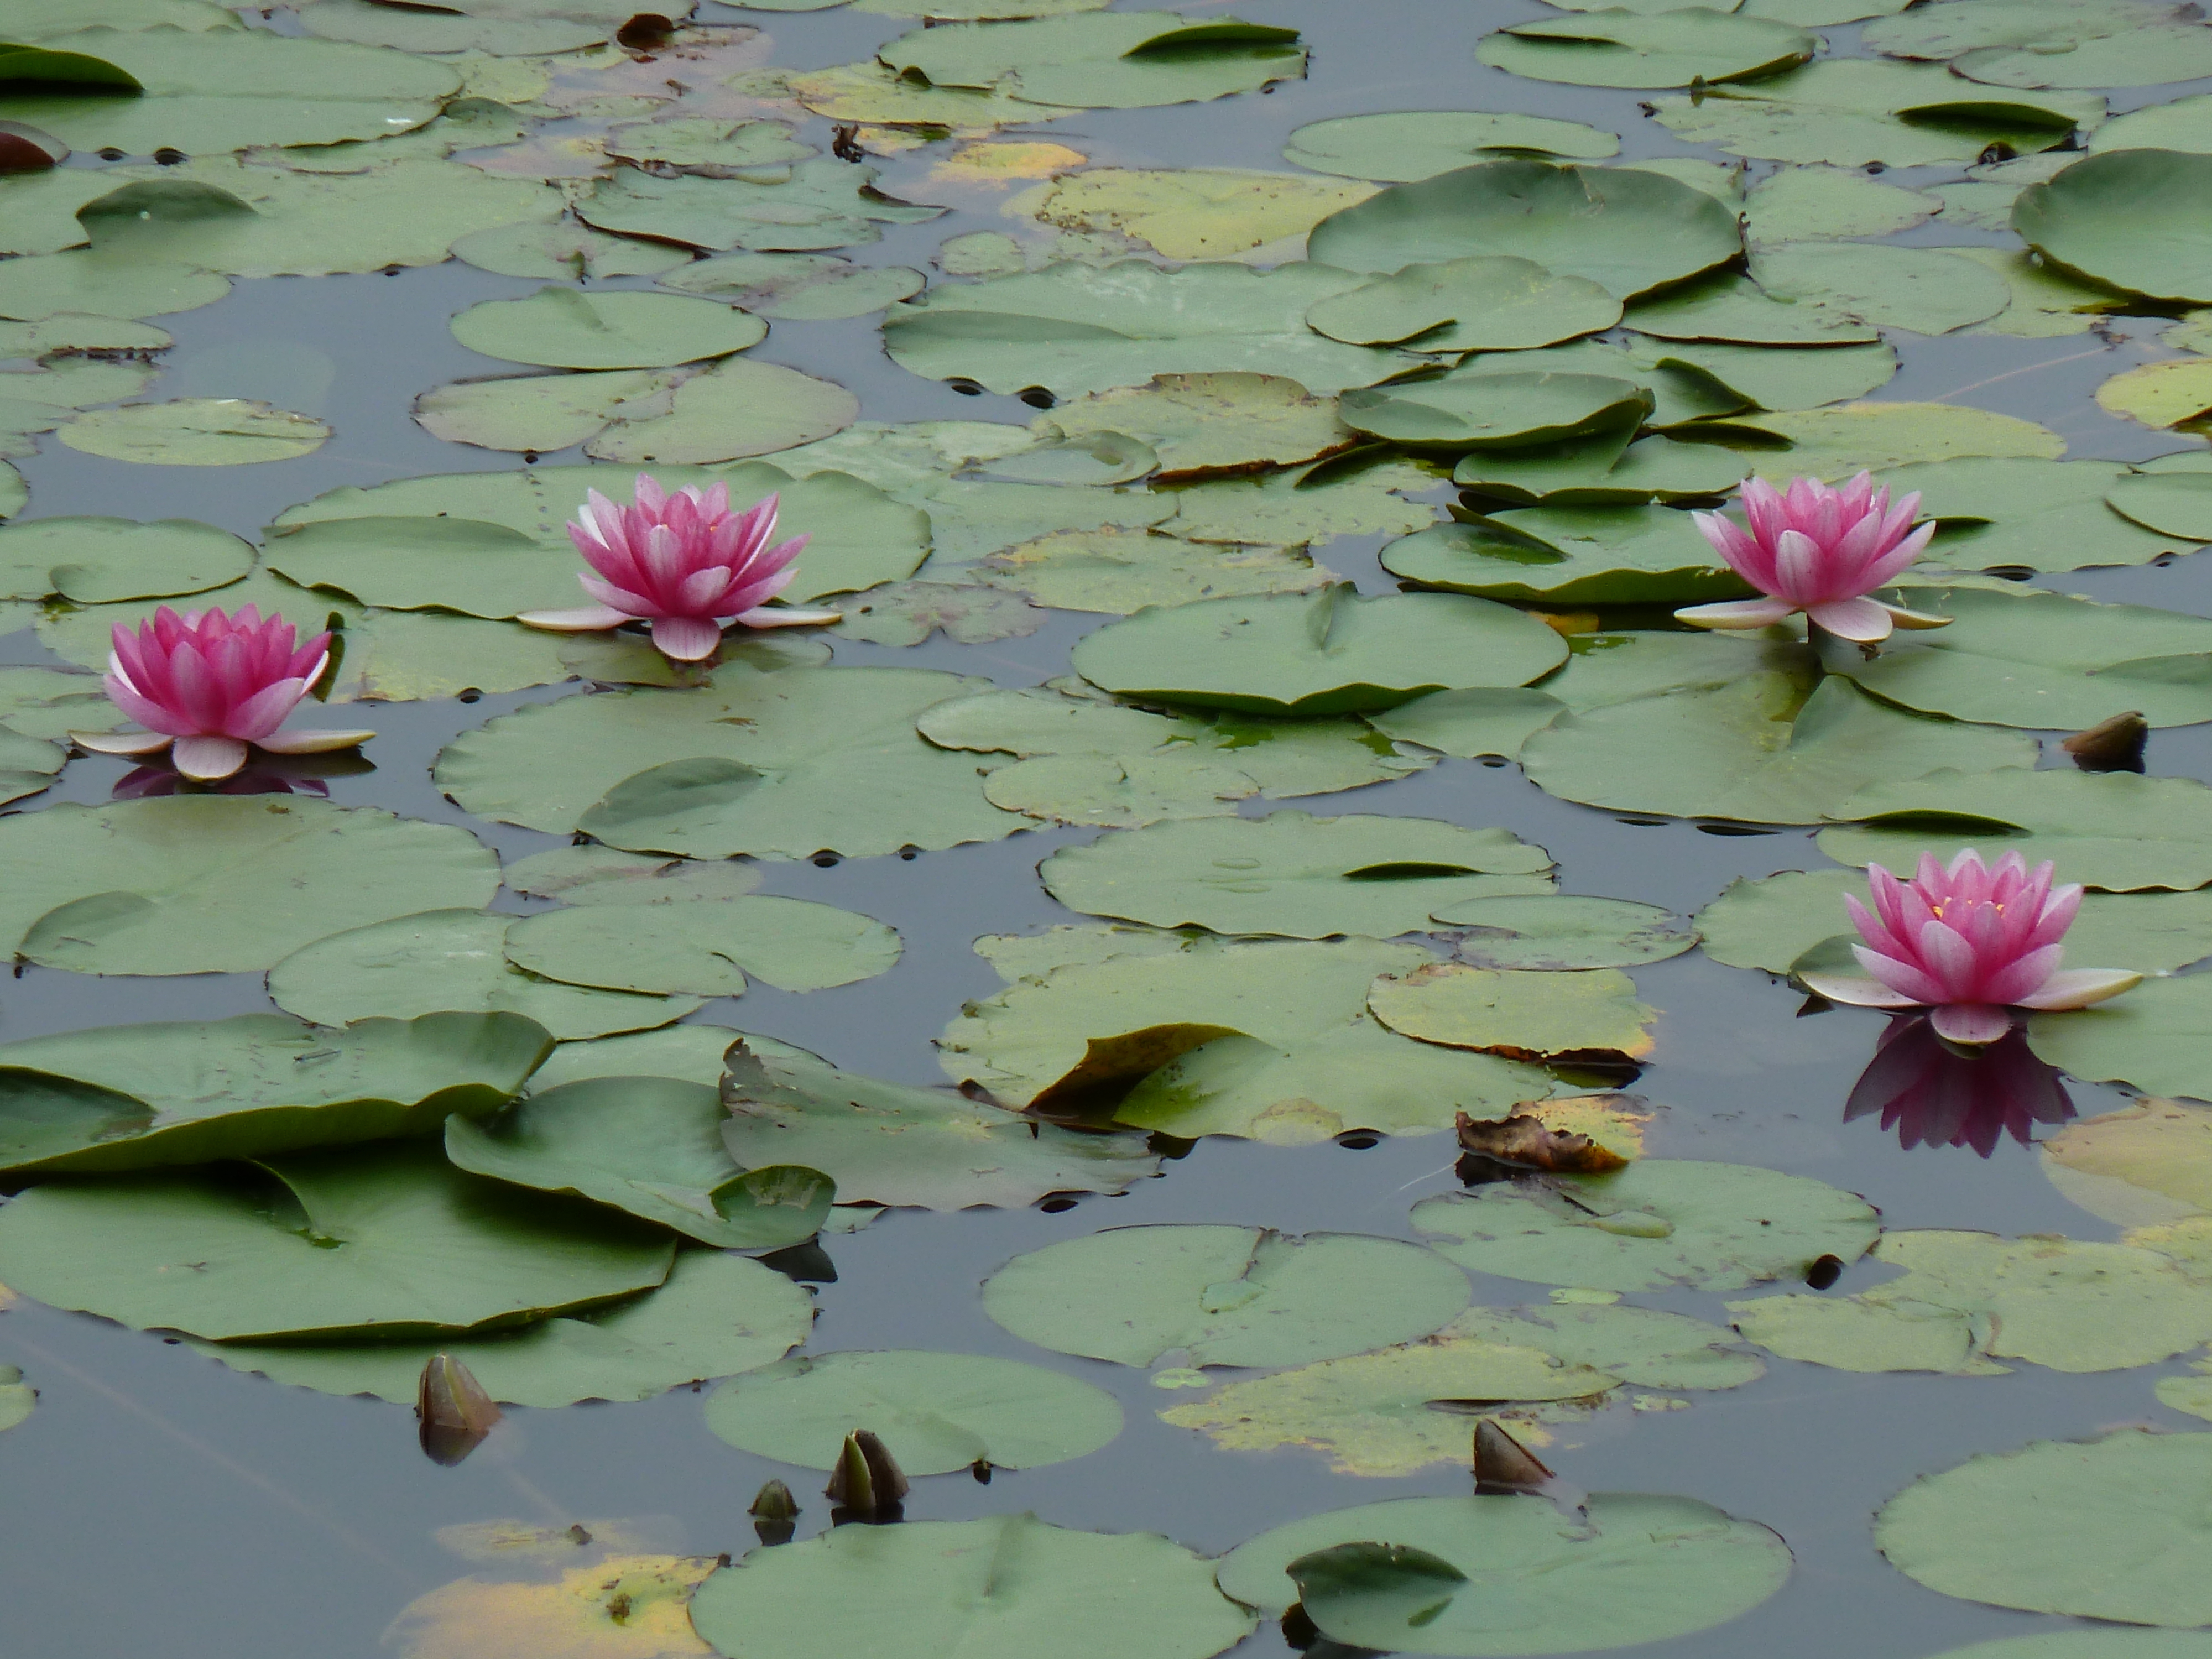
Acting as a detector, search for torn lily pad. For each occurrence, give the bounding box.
[450,220,695,282]
[983,1224,1470,1369]
[703,1348,1121,1473]
[445,1077,833,1250]
[1039,810,1553,940]
[1413,1160,1880,1292]
[1070,585,1568,717]
[720,1039,1159,1209]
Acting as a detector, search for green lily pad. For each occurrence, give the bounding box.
[1743,164,1938,243]
[876,11,1306,109]
[2109,472,2212,541]
[1867,0,2212,88]
[1413,1159,1880,1292]
[1444,432,1750,512]
[450,289,765,371]
[1820,768,2212,891]
[1479,8,1815,88]
[1653,58,2103,166]
[0,796,498,974]
[1013,165,1375,262]
[575,158,940,254]
[0,28,457,153]
[1036,373,1354,481]
[269,910,704,1040]
[1305,257,1621,352]
[197,1247,812,1407]
[529,1024,801,1093]
[0,1140,674,1342]
[1750,401,2064,478]
[982,1224,1470,1368]
[0,665,120,740]
[981,528,1319,614]
[1070,585,1568,717]
[1368,962,1656,1062]
[445,1077,833,1250]
[1283,111,1620,182]
[293,0,648,55]
[504,846,763,906]
[2041,1098,2212,1227]
[503,894,898,997]
[1524,674,2037,825]
[0,250,229,322]
[2099,359,2212,432]
[1455,1302,1766,1388]
[1215,1493,1791,1652]
[59,398,329,465]
[267,514,594,617]
[1918,1639,2212,1659]
[2028,975,2212,1099]
[2014,150,2212,304]
[1384,505,1751,605]
[1342,371,1653,451]
[0,515,250,602]
[689,1516,1255,1659]
[883,259,1405,399]
[703,1348,1121,1473]
[1161,454,1441,547]
[449,220,695,281]
[0,1011,551,1176]
[827,580,1045,647]
[2090,91,2212,153]
[966,433,1159,488]
[1731,1229,2212,1375]
[78,158,561,279]
[1877,1430,2212,1625]
[1624,270,1882,346]
[720,1040,1159,1209]
[1749,242,2012,335]
[436,665,1026,857]
[1831,583,2212,728]
[1308,161,1741,301]
[1039,810,1553,940]
[658,252,924,321]
[1882,457,2191,572]
[1434,895,1696,969]
[0,1366,29,1433]
[604,115,814,173]
[1698,868,2212,978]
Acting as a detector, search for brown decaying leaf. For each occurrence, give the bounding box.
[1454,1110,1629,1173]
[1029,1022,1244,1118]
[1472,1418,1554,1493]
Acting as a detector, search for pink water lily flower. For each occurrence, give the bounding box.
[69,604,373,783]
[1674,472,1952,643]
[1801,849,2141,1047]
[518,473,839,661]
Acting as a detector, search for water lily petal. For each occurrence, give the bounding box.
[650,614,725,660]
[733,604,842,628]
[1673,597,1798,631]
[170,734,251,782]
[1807,596,1893,641]
[516,605,634,633]
[1930,1003,2013,1045]
[69,728,174,756]
[254,728,378,754]
[1878,600,1952,630]
[1802,971,1924,1008]
[2013,968,2144,1010]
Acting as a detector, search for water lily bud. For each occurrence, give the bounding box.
[825,1429,909,1518]
[417,1353,502,1467]
[1473,1419,1554,1495]
[2061,711,2147,773]
[750,1478,799,1546]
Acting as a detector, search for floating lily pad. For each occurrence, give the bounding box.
[0,515,250,603]
[1443,434,1750,513]
[1749,242,2011,336]
[2109,472,2212,542]
[1302,257,1619,356]
[1732,1229,2212,1375]
[1868,0,2212,88]
[604,114,814,173]
[294,0,649,54]
[1015,166,1375,262]
[1750,402,2063,478]
[2041,1098,2212,1227]
[0,28,457,153]
[1882,457,2190,572]
[2090,91,2212,153]
[0,1140,674,1343]
[445,1077,832,1250]
[1162,455,1441,547]
[877,11,1306,109]
[1385,506,1750,606]
[1479,8,1814,88]
[827,579,1045,646]
[270,910,703,1040]
[690,1516,1254,1659]
[503,895,900,997]
[983,1224,1470,1369]
[1369,963,1655,1062]
[450,289,765,372]
[196,1247,812,1407]
[1040,811,1552,940]
[982,528,1319,614]
[884,259,1404,399]
[59,398,329,466]
[1652,58,2103,166]
[1283,111,1620,182]
[0,1366,28,1433]
[2098,360,2212,432]
[0,1011,550,1176]
[1307,161,1741,301]
[1215,1493,1792,1652]
[1524,674,2037,826]
[450,219,695,281]
[1342,371,1653,451]
[386,1550,720,1659]
[1070,585,1567,717]
[658,252,924,320]
[782,59,1063,129]
[1743,164,1938,244]
[529,1024,787,1093]
[721,1040,1159,1209]
[0,665,119,740]
[1877,1430,2212,1625]
[703,1348,1121,1473]
[505,846,764,907]
[2028,975,2212,1100]
[576,158,940,255]
[1434,896,1695,969]
[0,796,497,974]
[2013,150,2212,304]
[438,665,1025,857]
[1037,373,1353,481]
[0,250,229,322]
[1413,1160,1880,1292]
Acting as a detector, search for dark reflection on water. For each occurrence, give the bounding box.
[3,0,2212,1656]
[1844,1018,2077,1159]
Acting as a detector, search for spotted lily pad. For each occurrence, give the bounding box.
[703,1348,1121,1473]
[1413,1160,1880,1292]
[983,1224,1470,1368]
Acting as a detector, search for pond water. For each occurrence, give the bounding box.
[8,1,2212,1656]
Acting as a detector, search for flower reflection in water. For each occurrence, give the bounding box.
[1844,1014,2075,1157]
[110,750,374,800]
